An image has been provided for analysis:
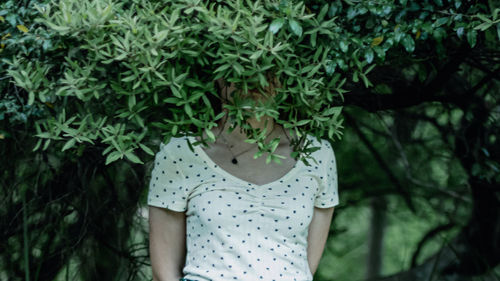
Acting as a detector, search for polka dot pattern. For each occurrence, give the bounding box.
[147,135,339,280]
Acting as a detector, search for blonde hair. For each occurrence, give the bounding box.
[245,71,282,100]
[263,71,282,97]
[217,71,282,102]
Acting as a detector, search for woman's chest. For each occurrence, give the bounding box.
[185,175,321,234]
[198,140,300,186]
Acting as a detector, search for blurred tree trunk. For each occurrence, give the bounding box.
[366,197,387,280]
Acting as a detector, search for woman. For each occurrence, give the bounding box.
[147,75,339,281]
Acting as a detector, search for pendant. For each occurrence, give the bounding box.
[232,158,238,164]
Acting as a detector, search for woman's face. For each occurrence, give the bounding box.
[218,76,280,106]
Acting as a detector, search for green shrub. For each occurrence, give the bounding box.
[3,0,496,165]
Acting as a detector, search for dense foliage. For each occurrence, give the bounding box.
[3,0,497,165]
[5,0,345,166]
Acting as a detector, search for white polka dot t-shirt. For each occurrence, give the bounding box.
[147,134,339,281]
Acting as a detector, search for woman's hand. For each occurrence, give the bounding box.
[149,206,187,281]
[307,206,335,276]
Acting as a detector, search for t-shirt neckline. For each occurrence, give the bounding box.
[186,135,312,187]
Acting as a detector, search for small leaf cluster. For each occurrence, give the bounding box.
[0,0,58,57]
[0,0,57,140]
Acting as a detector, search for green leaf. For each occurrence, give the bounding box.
[46,21,71,33]
[254,150,263,159]
[433,27,446,41]
[311,32,317,48]
[360,72,372,88]
[317,4,329,22]
[214,63,231,73]
[476,14,492,23]
[402,34,415,52]
[244,138,257,144]
[269,18,285,34]
[62,138,76,151]
[497,23,500,41]
[105,151,122,165]
[232,62,244,75]
[435,17,449,27]
[170,85,182,98]
[328,5,338,17]
[139,143,154,156]
[43,139,51,151]
[365,48,374,63]
[474,22,493,31]
[250,49,264,60]
[32,139,42,152]
[163,97,181,104]
[266,154,272,164]
[339,40,349,52]
[128,95,136,109]
[184,104,193,117]
[288,19,302,37]
[28,92,35,105]
[125,151,143,164]
[323,107,341,116]
[313,45,323,61]
[272,157,282,164]
[296,119,311,126]
[270,138,280,152]
[325,62,337,75]
[467,29,477,48]
[121,74,136,82]
[205,128,215,142]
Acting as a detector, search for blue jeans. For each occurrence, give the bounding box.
[179,279,197,281]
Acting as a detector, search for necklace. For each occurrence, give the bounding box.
[219,124,277,165]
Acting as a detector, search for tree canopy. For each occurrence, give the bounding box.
[3,0,497,165]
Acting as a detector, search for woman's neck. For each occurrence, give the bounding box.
[216,114,277,143]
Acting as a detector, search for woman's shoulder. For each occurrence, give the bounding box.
[158,134,194,154]
[303,134,335,164]
[303,133,332,149]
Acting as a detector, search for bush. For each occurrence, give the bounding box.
[2,0,495,165]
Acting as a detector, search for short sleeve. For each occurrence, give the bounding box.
[314,141,339,208]
[147,142,190,212]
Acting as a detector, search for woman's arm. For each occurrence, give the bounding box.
[149,206,187,281]
[307,206,335,275]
